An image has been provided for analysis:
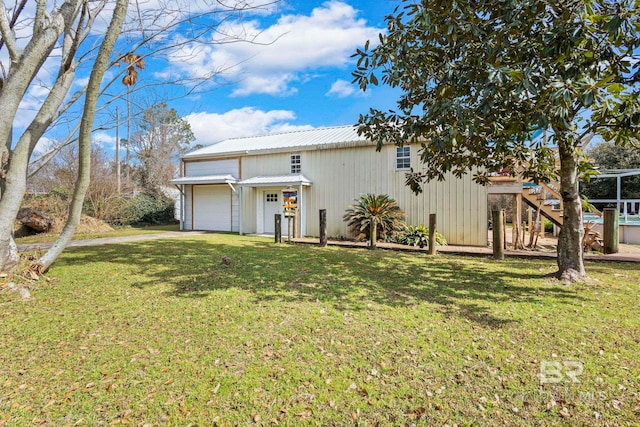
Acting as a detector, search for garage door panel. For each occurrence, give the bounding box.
[193,185,231,231]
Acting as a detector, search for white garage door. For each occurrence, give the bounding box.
[193,185,231,231]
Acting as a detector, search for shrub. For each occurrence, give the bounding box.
[86,192,175,226]
[397,224,447,248]
[343,194,406,243]
[125,193,175,226]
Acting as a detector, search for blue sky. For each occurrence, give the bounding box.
[5,1,402,154]
[120,0,402,148]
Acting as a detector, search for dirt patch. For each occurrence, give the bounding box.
[72,215,115,234]
[17,194,114,236]
[489,229,640,254]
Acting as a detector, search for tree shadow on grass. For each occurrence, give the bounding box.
[53,235,599,328]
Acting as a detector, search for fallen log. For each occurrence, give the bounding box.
[17,208,54,232]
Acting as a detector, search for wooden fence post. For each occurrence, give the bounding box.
[428,213,437,255]
[319,209,327,247]
[369,222,377,250]
[513,194,522,249]
[603,208,619,254]
[275,214,282,243]
[492,210,505,260]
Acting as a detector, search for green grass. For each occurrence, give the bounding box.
[1,233,639,425]
[14,223,180,245]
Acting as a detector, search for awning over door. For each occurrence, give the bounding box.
[238,174,312,187]
[170,174,237,185]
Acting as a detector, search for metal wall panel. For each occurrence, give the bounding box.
[239,145,488,245]
[185,159,239,177]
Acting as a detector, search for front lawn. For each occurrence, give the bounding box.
[1,234,638,425]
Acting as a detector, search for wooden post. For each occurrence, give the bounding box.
[527,206,533,244]
[275,214,282,243]
[428,213,437,255]
[502,208,508,250]
[512,194,522,249]
[492,210,505,260]
[319,209,327,246]
[293,208,299,238]
[603,208,619,254]
[369,221,377,250]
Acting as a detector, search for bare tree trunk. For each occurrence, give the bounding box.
[556,142,586,282]
[37,0,129,272]
[0,1,83,273]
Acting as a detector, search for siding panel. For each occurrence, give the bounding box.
[235,144,488,245]
[185,159,239,177]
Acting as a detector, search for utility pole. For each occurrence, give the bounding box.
[126,88,131,190]
[115,106,121,193]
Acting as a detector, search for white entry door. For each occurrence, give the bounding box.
[263,191,281,234]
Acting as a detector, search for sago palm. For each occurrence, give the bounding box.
[343,193,405,249]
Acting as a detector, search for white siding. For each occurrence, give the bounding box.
[239,145,487,246]
[185,159,239,177]
[241,187,257,234]
[184,185,193,230]
[231,190,240,232]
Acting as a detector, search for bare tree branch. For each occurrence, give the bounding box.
[0,0,20,60]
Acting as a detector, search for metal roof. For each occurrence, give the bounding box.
[183,125,368,159]
[238,174,312,187]
[594,169,640,178]
[170,174,237,185]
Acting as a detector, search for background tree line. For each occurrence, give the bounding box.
[24,102,193,227]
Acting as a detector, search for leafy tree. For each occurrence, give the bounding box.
[582,141,640,201]
[353,0,640,282]
[131,103,194,193]
[343,193,406,249]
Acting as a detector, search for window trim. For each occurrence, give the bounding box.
[396,146,411,170]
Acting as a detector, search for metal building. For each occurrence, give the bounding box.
[171,126,488,246]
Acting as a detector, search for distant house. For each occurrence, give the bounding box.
[171,126,488,246]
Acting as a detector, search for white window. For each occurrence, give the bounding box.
[291,154,301,174]
[266,193,278,202]
[396,146,411,170]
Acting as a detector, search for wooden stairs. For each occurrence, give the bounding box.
[520,181,564,227]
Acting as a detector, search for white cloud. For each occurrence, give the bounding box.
[31,137,57,157]
[326,79,356,98]
[92,132,117,149]
[185,107,313,146]
[166,1,383,96]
